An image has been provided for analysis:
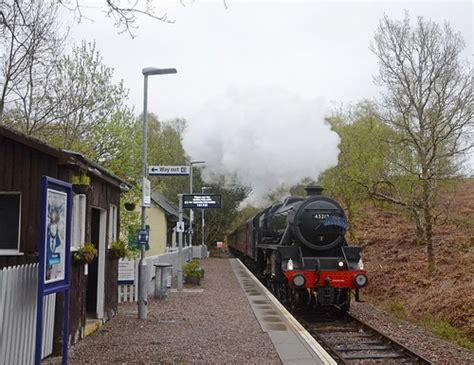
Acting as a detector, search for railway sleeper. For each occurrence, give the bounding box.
[313,325,362,332]
[335,344,392,351]
[343,352,405,359]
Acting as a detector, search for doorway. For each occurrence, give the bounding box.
[86,207,106,318]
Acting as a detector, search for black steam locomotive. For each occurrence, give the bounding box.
[227,186,367,311]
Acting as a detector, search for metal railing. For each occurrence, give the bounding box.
[118,245,208,303]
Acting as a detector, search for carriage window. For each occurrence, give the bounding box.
[0,193,21,252]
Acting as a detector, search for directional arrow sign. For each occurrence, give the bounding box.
[149,165,190,176]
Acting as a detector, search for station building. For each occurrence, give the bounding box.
[0,125,130,355]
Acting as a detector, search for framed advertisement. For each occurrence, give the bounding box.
[44,189,68,284]
[36,176,72,365]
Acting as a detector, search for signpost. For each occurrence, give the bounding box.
[36,176,72,365]
[177,193,222,291]
[177,194,184,290]
[149,165,190,176]
[182,194,222,209]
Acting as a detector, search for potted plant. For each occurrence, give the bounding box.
[71,169,91,194]
[184,259,204,285]
[72,243,97,265]
[109,239,127,259]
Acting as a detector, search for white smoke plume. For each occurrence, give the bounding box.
[183,85,340,203]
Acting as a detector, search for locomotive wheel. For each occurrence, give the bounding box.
[337,290,351,312]
[289,288,308,312]
[278,283,289,302]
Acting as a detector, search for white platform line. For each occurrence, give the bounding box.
[234,259,337,365]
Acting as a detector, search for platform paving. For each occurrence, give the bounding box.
[43,258,334,364]
[230,259,336,365]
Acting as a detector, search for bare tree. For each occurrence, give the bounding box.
[0,0,65,127]
[59,0,175,36]
[368,13,473,270]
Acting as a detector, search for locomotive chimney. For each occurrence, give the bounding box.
[305,185,324,196]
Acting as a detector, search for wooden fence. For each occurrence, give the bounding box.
[0,263,55,364]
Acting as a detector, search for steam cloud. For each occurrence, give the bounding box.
[183,86,340,204]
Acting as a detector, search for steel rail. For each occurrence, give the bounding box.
[296,309,432,364]
[239,257,432,364]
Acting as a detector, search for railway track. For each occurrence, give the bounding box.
[295,308,432,364]
[246,259,432,364]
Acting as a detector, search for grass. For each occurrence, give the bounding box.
[383,301,474,352]
[383,300,408,320]
[421,314,474,352]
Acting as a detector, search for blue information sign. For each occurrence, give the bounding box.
[138,229,149,245]
[35,176,72,365]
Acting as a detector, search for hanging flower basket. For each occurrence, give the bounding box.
[72,243,97,265]
[124,202,136,211]
[109,248,126,260]
[72,184,91,195]
[109,240,128,259]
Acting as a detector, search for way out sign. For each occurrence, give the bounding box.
[149,165,190,176]
[183,194,222,209]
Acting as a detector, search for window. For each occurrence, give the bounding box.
[108,204,117,248]
[0,193,21,253]
[71,194,86,251]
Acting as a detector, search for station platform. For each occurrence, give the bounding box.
[230,259,336,365]
[44,258,335,364]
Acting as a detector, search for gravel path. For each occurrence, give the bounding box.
[45,258,281,364]
[351,302,474,364]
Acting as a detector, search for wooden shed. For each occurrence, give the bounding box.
[0,125,130,351]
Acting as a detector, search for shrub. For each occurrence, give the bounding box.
[183,259,204,278]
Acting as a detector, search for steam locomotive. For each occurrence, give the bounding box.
[227,186,367,311]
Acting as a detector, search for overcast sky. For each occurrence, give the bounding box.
[68,1,473,197]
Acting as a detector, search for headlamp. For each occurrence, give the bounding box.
[354,274,368,288]
[292,274,306,288]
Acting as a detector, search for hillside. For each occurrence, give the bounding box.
[353,179,474,346]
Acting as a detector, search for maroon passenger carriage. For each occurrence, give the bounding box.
[228,186,367,311]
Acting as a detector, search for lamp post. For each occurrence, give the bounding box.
[201,186,211,246]
[188,160,205,247]
[139,66,177,320]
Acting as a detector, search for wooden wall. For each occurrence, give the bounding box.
[104,254,119,321]
[0,135,70,267]
[1,133,123,354]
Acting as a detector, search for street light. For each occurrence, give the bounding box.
[189,160,205,247]
[201,187,211,246]
[139,66,177,320]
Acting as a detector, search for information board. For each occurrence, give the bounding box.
[182,194,222,209]
[118,260,136,283]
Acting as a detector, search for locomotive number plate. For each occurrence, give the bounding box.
[314,213,330,220]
